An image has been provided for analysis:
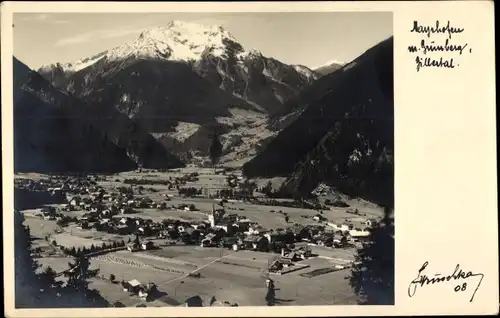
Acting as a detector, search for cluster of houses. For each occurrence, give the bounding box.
[268,244,313,274]
[15,177,68,202]
[22,173,377,258]
[43,186,373,256]
[15,178,54,192]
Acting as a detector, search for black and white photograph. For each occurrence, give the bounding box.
[12,9,394,309]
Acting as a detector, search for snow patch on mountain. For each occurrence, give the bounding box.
[343,61,357,71]
[232,93,266,112]
[39,51,108,74]
[312,59,345,70]
[292,65,319,81]
[120,93,130,103]
[70,54,107,72]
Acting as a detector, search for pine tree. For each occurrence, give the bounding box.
[64,254,99,293]
[347,207,394,305]
[209,130,223,173]
[39,266,61,288]
[20,224,40,287]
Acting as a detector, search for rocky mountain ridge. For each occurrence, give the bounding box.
[14,57,184,173]
[243,37,394,207]
[37,21,319,163]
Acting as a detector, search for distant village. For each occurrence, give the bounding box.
[15,171,377,283]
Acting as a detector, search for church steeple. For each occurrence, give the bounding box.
[209,204,216,227]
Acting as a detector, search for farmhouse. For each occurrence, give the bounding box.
[156,202,167,210]
[220,236,242,248]
[123,279,142,294]
[201,233,217,247]
[269,257,294,273]
[245,224,267,236]
[243,235,269,251]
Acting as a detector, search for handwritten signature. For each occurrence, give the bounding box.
[408,261,484,302]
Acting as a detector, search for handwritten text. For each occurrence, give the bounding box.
[407,261,484,302]
[408,21,471,72]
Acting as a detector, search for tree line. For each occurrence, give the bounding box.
[60,240,127,257]
[18,224,109,307]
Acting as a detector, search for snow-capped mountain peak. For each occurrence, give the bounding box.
[106,20,245,62]
[37,20,318,119]
[39,21,249,73]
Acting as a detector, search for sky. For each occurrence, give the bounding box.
[13,12,392,70]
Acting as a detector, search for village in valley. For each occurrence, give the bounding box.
[14,167,385,307]
[12,12,394,308]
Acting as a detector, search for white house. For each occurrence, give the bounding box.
[214,224,228,232]
[327,222,339,230]
[201,233,216,247]
[141,241,155,250]
[264,233,272,243]
[138,289,148,300]
[70,198,81,206]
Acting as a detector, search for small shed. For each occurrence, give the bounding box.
[141,241,155,251]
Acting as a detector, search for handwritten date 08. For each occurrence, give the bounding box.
[408,261,484,302]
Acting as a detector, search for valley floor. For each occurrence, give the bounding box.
[14,167,386,307]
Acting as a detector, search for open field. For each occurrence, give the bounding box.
[28,227,361,306]
[32,241,361,307]
[15,167,383,306]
